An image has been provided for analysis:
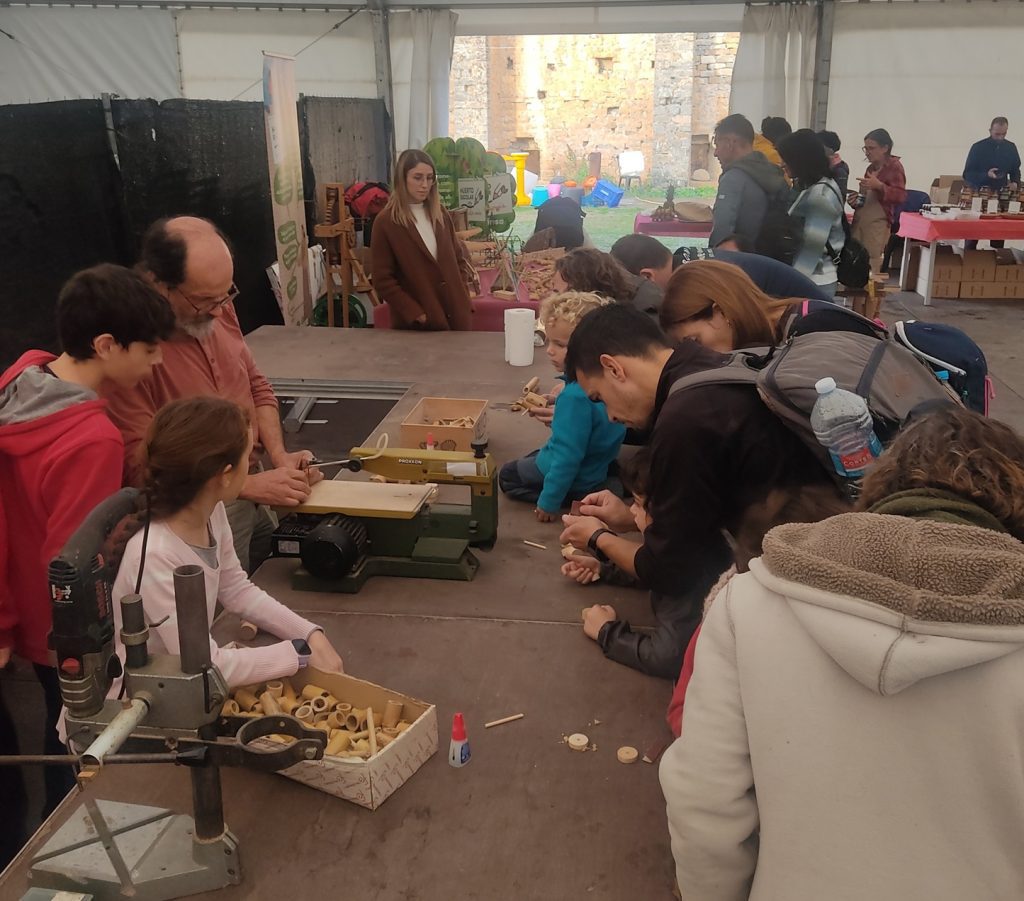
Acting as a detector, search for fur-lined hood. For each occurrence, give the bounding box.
[750,512,1024,696]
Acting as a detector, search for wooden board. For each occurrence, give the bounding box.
[291,479,435,519]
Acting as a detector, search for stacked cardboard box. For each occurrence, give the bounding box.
[911,246,1024,299]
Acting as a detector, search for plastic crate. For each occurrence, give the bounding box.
[590,179,625,208]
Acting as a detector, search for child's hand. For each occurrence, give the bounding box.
[561,557,601,584]
[527,401,554,427]
[581,604,617,640]
[308,630,344,674]
[548,382,565,400]
[534,507,557,523]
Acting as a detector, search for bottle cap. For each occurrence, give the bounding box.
[815,377,837,395]
[426,432,435,447]
[451,712,466,741]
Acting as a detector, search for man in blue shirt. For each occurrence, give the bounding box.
[962,117,1020,249]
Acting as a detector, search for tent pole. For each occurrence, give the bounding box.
[810,0,835,132]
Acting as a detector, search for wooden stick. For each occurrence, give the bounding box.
[522,540,547,550]
[366,707,378,757]
[484,713,525,729]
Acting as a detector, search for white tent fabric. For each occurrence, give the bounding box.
[728,3,817,130]
[453,3,743,36]
[0,7,180,104]
[828,2,1024,193]
[389,9,458,151]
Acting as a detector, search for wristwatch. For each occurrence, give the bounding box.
[291,638,312,669]
[587,528,616,564]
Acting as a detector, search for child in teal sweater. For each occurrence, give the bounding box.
[499,293,626,521]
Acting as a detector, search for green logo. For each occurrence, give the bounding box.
[282,242,299,269]
[278,221,297,245]
[286,275,298,299]
[273,165,294,205]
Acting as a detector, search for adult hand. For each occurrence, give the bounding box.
[0,646,11,669]
[560,514,608,550]
[561,557,600,585]
[527,403,555,427]
[308,630,344,674]
[988,167,1001,180]
[242,467,312,506]
[581,604,616,641]
[860,174,883,192]
[415,313,427,325]
[577,490,634,531]
[272,450,324,487]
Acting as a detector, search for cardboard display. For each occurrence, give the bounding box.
[400,397,489,452]
[929,175,964,205]
[255,668,438,810]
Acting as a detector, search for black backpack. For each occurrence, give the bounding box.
[894,320,993,415]
[753,185,803,265]
[534,197,586,250]
[822,181,871,288]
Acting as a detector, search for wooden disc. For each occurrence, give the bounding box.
[617,746,639,764]
[567,733,590,751]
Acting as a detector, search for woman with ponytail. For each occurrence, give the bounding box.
[111,396,343,688]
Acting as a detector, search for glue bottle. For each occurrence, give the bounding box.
[426,432,436,451]
[449,712,471,768]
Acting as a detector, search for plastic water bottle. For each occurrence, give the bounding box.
[810,377,882,488]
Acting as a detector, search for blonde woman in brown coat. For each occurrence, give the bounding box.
[372,149,475,330]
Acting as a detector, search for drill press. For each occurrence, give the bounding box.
[5,489,327,901]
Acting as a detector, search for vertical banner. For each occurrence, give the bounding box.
[262,52,311,326]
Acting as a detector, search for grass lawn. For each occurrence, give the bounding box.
[498,184,716,253]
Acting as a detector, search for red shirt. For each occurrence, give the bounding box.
[0,352,124,664]
[106,303,278,484]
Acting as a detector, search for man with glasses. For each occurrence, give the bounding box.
[106,215,322,571]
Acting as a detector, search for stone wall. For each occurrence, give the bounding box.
[449,31,738,186]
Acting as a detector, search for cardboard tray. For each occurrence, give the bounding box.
[400,397,488,452]
[253,668,437,809]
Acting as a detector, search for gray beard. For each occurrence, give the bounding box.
[178,317,217,340]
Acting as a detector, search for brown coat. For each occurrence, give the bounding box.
[371,206,474,330]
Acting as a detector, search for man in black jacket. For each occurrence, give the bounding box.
[560,304,841,679]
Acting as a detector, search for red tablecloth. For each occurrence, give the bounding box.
[633,213,712,238]
[898,211,1024,243]
[373,267,539,331]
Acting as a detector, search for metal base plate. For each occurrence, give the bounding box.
[291,546,480,593]
[30,800,240,901]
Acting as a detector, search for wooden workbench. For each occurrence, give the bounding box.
[1,329,675,900]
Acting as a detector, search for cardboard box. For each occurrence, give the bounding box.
[958,281,1017,299]
[253,668,437,809]
[993,248,1024,282]
[401,397,488,452]
[930,282,961,299]
[960,249,997,282]
[930,175,964,205]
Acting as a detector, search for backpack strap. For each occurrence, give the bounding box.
[823,180,853,259]
[666,350,771,399]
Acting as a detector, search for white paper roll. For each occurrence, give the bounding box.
[505,308,536,367]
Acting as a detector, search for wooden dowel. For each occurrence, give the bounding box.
[484,713,525,729]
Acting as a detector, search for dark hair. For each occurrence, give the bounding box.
[619,447,652,500]
[57,264,176,361]
[777,128,832,188]
[535,196,586,250]
[992,116,1009,128]
[760,116,792,145]
[610,234,672,276]
[714,113,755,145]
[142,396,250,518]
[858,406,1024,541]
[139,216,232,289]
[864,128,894,154]
[816,129,841,153]
[555,248,632,301]
[564,303,670,381]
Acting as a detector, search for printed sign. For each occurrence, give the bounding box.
[458,177,487,225]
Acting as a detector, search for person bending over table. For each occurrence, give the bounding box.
[557,304,840,679]
[371,148,476,331]
[105,215,323,573]
[553,247,663,318]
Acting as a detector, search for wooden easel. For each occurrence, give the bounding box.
[314,183,378,327]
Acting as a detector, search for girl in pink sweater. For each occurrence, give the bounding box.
[112,396,343,688]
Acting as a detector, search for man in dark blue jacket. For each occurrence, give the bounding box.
[963,117,1020,249]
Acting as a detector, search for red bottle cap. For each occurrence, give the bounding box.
[451,712,466,741]
[426,432,435,447]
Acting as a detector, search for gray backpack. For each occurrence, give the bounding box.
[668,330,960,482]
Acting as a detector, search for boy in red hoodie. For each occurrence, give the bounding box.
[0,264,174,865]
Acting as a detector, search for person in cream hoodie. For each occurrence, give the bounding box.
[660,405,1024,901]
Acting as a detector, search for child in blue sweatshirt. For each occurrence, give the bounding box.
[499,292,626,522]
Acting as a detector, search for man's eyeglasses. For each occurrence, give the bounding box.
[175,283,239,314]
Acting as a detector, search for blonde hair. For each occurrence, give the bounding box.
[382,148,445,230]
[540,291,613,330]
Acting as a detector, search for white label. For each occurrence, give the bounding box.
[971,197,983,212]
[485,174,515,214]
[279,540,301,555]
[1009,201,1022,214]
[458,178,487,224]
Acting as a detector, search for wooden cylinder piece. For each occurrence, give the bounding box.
[382,700,404,729]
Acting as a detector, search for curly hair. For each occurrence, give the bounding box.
[554,248,632,302]
[858,406,1024,541]
[540,291,613,329]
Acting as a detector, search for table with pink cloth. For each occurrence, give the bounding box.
[898,212,1024,305]
[373,267,540,331]
[632,213,712,239]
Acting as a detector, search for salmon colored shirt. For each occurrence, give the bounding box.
[106,303,278,485]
